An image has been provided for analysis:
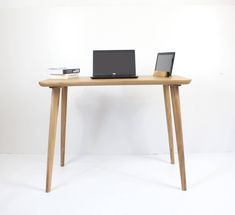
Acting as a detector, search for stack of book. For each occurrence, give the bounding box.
[48,68,80,79]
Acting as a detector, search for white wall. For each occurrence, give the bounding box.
[0,2,235,154]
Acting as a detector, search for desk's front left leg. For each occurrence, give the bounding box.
[170,85,187,191]
[46,87,60,192]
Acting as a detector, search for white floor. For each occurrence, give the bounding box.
[0,153,234,215]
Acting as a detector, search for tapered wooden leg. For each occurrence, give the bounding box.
[46,87,60,193]
[61,87,68,167]
[170,85,187,191]
[163,85,175,164]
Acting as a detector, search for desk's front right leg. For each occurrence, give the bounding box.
[163,85,175,164]
[46,87,60,192]
[170,85,187,191]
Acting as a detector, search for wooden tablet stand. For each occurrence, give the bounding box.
[153,70,170,77]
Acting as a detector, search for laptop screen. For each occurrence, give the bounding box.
[93,50,136,77]
[155,52,175,76]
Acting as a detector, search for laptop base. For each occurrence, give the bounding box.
[91,76,138,79]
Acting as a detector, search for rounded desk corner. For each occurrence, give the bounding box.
[39,81,50,87]
[39,81,45,87]
[187,79,192,84]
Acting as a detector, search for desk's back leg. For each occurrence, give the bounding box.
[163,85,175,164]
[61,87,68,167]
[46,87,60,192]
[170,85,187,191]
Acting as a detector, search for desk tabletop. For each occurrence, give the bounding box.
[39,75,191,88]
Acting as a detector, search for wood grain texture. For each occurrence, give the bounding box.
[41,75,191,192]
[170,85,187,191]
[46,88,60,193]
[61,87,68,167]
[163,85,175,164]
[39,75,191,88]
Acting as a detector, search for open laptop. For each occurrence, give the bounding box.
[91,50,138,79]
[155,52,175,77]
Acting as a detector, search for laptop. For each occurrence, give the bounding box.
[91,50,138,79]
[155,52,175,77]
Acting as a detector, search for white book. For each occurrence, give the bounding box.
[48,67,66,75]
[48,67,80,75]
[49,73,80,79]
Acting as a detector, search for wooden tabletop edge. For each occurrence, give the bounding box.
[38,75,192,87]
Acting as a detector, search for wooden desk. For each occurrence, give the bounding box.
[39,75,191,192]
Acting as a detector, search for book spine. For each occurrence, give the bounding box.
[63,68,80,74]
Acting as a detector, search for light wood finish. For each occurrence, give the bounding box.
[39,75,191,88]
[61,87,68,167]
[46,88,60,192]
[153,70,169,77]
[170,85,187,191]
[163,85,175,164]
[40,75,191,192]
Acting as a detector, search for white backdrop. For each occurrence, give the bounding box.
[0,1,235,154]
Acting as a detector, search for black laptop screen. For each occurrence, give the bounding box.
[93,50,136,77]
